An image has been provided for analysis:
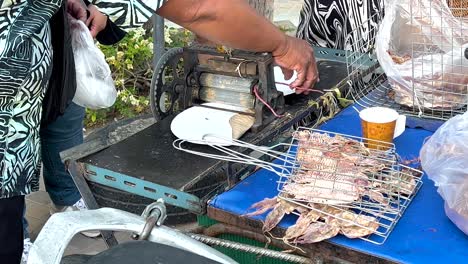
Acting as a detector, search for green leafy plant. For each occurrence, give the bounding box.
[85,26,193,128]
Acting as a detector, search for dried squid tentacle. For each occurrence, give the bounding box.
[284,209,322,240]
[262,200,296,233]
[294,222,340,244]
[326,211,380,239]
[244,197,278,217]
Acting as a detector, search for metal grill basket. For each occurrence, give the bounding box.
[346,0,468,121]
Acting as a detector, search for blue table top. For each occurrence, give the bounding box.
[209,105,468,264]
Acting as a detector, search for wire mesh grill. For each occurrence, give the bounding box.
[448,0,468,17]
[346,0,468,120]
[276,128,423,244]
[173,127,423,245]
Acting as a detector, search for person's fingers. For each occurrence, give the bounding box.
[294,76,318,94]
[300,64,319,91]
[86,15,93,27]
[300,79,317,93]
[89,25,98,38]
[280,67,294,80]
[294,87,310,95]
[67,1,87,21]
[272,37,320,93]
[79,10,87,22]
[290,68,306,88]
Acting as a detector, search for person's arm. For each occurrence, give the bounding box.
[90,0,165,29]
[78,0,318,92]
[159,1,284,61]
[157,0,318,92]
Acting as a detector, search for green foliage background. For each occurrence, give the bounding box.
[86,27,193,128]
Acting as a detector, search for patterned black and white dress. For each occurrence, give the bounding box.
[296,0,385,52]
[0,0,165,199]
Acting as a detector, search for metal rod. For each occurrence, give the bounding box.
[200,223,354,264]
[193,103,255,117]
[199,86,255,109]
[185,233,316,264]
[153,15,165,67]
[137,216,158,241]
[66,161,119,248]
[202,224,312,258]
[199,73,254,92]
[60,137,108,162]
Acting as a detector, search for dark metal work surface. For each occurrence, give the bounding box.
[207,207,395,264]
[81,115,219,190]
[60,114,155,163]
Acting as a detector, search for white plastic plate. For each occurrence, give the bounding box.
[170,103,249,146]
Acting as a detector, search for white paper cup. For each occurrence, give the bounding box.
[359,107,406,150]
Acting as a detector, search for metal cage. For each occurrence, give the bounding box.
[276,128,423,245]
[346,0,468,120]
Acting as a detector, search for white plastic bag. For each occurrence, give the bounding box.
[420,111,468,235]
[69,18,117,109]
[375,0,468,110]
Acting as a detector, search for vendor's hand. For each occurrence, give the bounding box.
[273,36,319,95]
[86,5,108,38]
[67,0,87,22]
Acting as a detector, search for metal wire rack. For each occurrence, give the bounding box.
[346,0,468,121]
[448,0,468,18]
[173,127,423,244]
[277,129,397,205]
[276,127,423,245]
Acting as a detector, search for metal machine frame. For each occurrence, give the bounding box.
[182,45,285,132]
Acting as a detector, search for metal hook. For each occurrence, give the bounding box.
[136,216,158,240]
[132,199,167,240]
